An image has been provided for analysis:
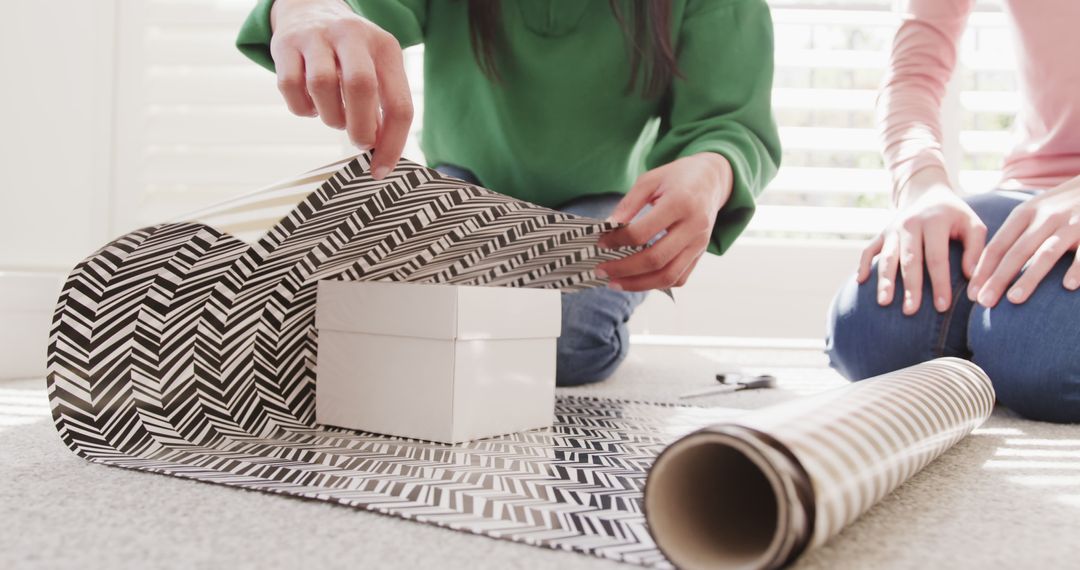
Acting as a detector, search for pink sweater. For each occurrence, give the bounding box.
[878,0,1080,202]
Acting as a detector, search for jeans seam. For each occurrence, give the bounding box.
[934,274,968,358]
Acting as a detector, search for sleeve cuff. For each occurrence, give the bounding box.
[678,141,762,256]
[236,0,277,72]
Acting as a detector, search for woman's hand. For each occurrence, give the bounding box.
[967,176,1080,307]
[270,0,413,179]
[596,153,733,291]
[857,169,987,315]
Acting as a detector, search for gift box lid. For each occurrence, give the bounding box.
[315,280,562,340]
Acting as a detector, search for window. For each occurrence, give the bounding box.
[113,0,354,230]
[120,0,1019,238]
[756,0,1017,239]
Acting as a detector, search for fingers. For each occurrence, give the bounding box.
[303,41,347,130]
[923,222,952,312]
[606,171,661,226]
[974,225,1049,307]
[606,239,702,292]
[857,234,884,284]
[369,33,413,178]
[1065,249,1080,292]
[872,213,984,312]
[960,220,987,278]
[1006,234,1071,304]
[898,223,925,315]
[270,8,416,176]
[597,225,692,282]
[272,46,317,117]
[276,21,410,178]
[336,43,379,150]
[335,29,412,178]
[968,206,1031,301]
[599,190,678,249]
[877,232,900,306]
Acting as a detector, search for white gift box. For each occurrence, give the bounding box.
[315,280,562,443]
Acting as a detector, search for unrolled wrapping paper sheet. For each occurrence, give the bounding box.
[645,357,994,569]
[46,153,994,568]
[48,151,637,452]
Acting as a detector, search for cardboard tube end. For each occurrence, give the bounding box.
[645,432,789,570]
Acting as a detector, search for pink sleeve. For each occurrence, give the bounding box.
[877,0,974,204]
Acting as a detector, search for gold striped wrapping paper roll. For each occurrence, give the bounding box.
[644,357,995,570]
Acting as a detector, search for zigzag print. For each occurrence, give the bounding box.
[45,153,704,566]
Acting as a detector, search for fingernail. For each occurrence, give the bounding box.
[967,285,977,301]
[902,290,915,312]
[595,268,608,279]
[877,290,889,304]
[372,166,390,180]
[1066,278,1079,291]
[1007,287,1023,303]
[936,296,948,311]
[608,282,623,292]
[977,289,995,307]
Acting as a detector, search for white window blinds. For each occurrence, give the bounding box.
[114,0,1019,242]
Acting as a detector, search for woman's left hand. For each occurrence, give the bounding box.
[967,176,1080,307]
[596,152,733,291]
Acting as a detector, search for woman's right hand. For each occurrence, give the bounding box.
[270,0,414,179]
[857,169,988,315]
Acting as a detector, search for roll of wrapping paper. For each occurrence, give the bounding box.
[644,357,994,570]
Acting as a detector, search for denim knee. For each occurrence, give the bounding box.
[556,287,645,387]
[827,274,926,382]
[969,283,1080,423]
[826,246,972,382]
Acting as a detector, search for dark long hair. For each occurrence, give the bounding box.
[467,0,682,99]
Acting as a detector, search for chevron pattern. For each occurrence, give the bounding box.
[45,153,719,566]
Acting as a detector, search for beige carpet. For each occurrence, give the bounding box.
[3,345,1077,569]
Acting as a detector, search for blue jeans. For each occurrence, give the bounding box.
[435,165,647,386]
[826,189,1080,423]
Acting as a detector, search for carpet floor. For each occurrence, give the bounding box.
[2,344,1077,569]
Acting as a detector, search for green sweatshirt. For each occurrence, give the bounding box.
[237,0,780,254]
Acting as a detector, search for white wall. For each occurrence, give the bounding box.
[1,1,117,271]
[629,239,857,343]
[1,2,117,379]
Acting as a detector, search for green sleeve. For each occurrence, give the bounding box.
[646,0,781,255]
[236,0,428,72]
